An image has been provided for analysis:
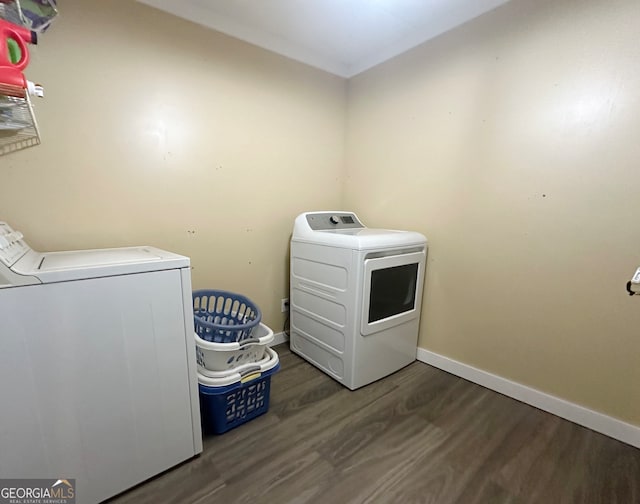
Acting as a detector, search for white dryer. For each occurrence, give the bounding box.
[0,222,202,504]
[290,211,427,390]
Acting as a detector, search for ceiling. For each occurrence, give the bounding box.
[138,0,511,78]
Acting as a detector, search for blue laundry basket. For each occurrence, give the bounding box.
[193,289,262,343]
[198,347,280,434]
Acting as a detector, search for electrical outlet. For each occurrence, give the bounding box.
[281,297,290,313]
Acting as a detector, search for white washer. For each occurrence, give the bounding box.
[290,211,427,390]
[0,222,202,504]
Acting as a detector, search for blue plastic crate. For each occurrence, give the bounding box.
[198,365,280,435]
[193,289,262,343]
[198,349,279,435]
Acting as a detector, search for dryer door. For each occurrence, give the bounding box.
[361,250,426,336]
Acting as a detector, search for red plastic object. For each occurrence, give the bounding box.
[0,66,27,97]
[0,19,37,71]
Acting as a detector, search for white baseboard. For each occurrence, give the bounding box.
[270,331,290,347]
[416,347,640,449]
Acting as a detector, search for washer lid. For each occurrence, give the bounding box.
[13,246,190,283]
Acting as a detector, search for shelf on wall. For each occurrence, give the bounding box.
[0,0,53,157]
[0,91,40,156]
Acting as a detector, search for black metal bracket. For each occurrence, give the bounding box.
[626,281,638,296]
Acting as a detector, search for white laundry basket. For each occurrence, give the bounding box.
[195,322,274,375]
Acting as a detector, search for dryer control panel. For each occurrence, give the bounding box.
[0,222,30,267]
[305,212,364,230]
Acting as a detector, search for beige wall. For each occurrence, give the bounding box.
[0,0,347,329]
[345,0,640,425]
[3,0,639,427]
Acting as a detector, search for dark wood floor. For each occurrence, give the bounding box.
[109,344,640,504]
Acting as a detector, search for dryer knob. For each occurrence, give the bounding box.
[329,215,340,225]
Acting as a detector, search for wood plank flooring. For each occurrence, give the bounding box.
[108,344,640,504]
